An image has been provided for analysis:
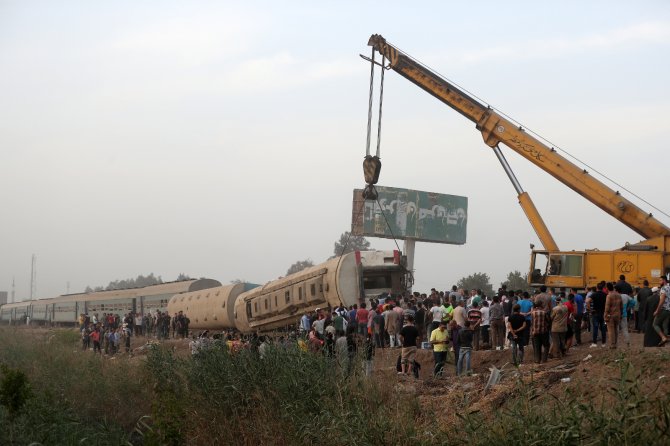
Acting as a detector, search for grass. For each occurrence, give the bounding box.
[1,327,670,445]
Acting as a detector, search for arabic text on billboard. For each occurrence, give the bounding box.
[352,186,467,245]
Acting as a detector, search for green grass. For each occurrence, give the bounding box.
[2,327,670,445]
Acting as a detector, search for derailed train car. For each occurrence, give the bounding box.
[0,279,222,325]
[168,250,411,333]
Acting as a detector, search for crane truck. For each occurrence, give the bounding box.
[367,34,670,289]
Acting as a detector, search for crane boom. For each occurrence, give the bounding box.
[368,34,670,240]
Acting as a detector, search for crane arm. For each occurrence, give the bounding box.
[368,34,670,240]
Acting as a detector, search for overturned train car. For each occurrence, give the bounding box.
[168,250,411,333]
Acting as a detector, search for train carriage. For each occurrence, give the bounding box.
[167,250,410,334]
[0,278,223,326]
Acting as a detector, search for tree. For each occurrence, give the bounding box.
[501,270,530,293]
[286,259,314,276]
[176,273,192,281]
[332,231,371,258]
[230,279,247,284]
[456,272,494,298]
[85,273,165,292]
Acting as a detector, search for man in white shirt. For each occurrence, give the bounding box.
[480,301,491,347]
[430,303,444,333]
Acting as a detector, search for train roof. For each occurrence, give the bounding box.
[0,278,223,308]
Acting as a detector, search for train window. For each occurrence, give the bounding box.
[285,291,290,303]
[222,300,226,308]
[319,284,323,292]
[264,299,268,310]
[254,302,258,313]
[363,274,392,290]
[299,287,303,300]
[275,295,278,307]
[310,284,316,296]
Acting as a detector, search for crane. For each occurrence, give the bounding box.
[367,34,670,289]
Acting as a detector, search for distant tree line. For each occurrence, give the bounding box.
[84,273,191,293]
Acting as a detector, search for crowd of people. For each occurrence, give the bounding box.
[78,310,191,355]
[74,273,670,380]
[297,273,670,379]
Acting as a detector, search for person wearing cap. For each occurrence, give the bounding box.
[653,276,670,346]
[430,321,449,377]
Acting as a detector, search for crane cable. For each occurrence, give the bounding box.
[387,40,670,221]
[375,54,386,157]
[365,48,375,157]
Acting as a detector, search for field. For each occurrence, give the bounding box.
[0,326,669,445]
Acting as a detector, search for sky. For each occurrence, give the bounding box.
[1,1,669,300]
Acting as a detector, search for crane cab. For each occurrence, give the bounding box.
[530,248,666,290]
[530,250,586,289]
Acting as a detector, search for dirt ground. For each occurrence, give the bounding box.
[372,331,670,426]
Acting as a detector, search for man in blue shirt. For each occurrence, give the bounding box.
[572,288,585,345]
[517,292,533,347]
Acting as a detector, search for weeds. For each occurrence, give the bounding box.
[144,341,419,446]
[2,327,670,445]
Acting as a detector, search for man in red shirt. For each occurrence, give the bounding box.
[90,326,102,355]
[356,302,369,337]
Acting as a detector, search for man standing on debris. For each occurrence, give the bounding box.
[457,320,474,376]
[531,301,550,363]
[590,282,608,347]
[489,296,505,351]
[399,315,419,376]
[550,298,568,358]
[507,304,527,365]
[430,320,449,377]
[604,282,623,349]
[467,302,483,350]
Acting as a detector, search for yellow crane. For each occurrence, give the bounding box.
[367,34,670,289]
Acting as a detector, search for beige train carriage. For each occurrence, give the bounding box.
[233,250,404,333]
[166,283,259,330]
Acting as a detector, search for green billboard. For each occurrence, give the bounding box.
[352,186,468,244]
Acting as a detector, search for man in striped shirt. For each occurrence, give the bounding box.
[530,301,550,364]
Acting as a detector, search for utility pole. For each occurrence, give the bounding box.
[11,276,15,303]
[30,254,37,301]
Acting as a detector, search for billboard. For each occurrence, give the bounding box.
[352,186,467,244]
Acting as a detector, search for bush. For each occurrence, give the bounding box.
[144,340,419,446]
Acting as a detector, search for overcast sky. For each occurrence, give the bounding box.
[2,1,669,301]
